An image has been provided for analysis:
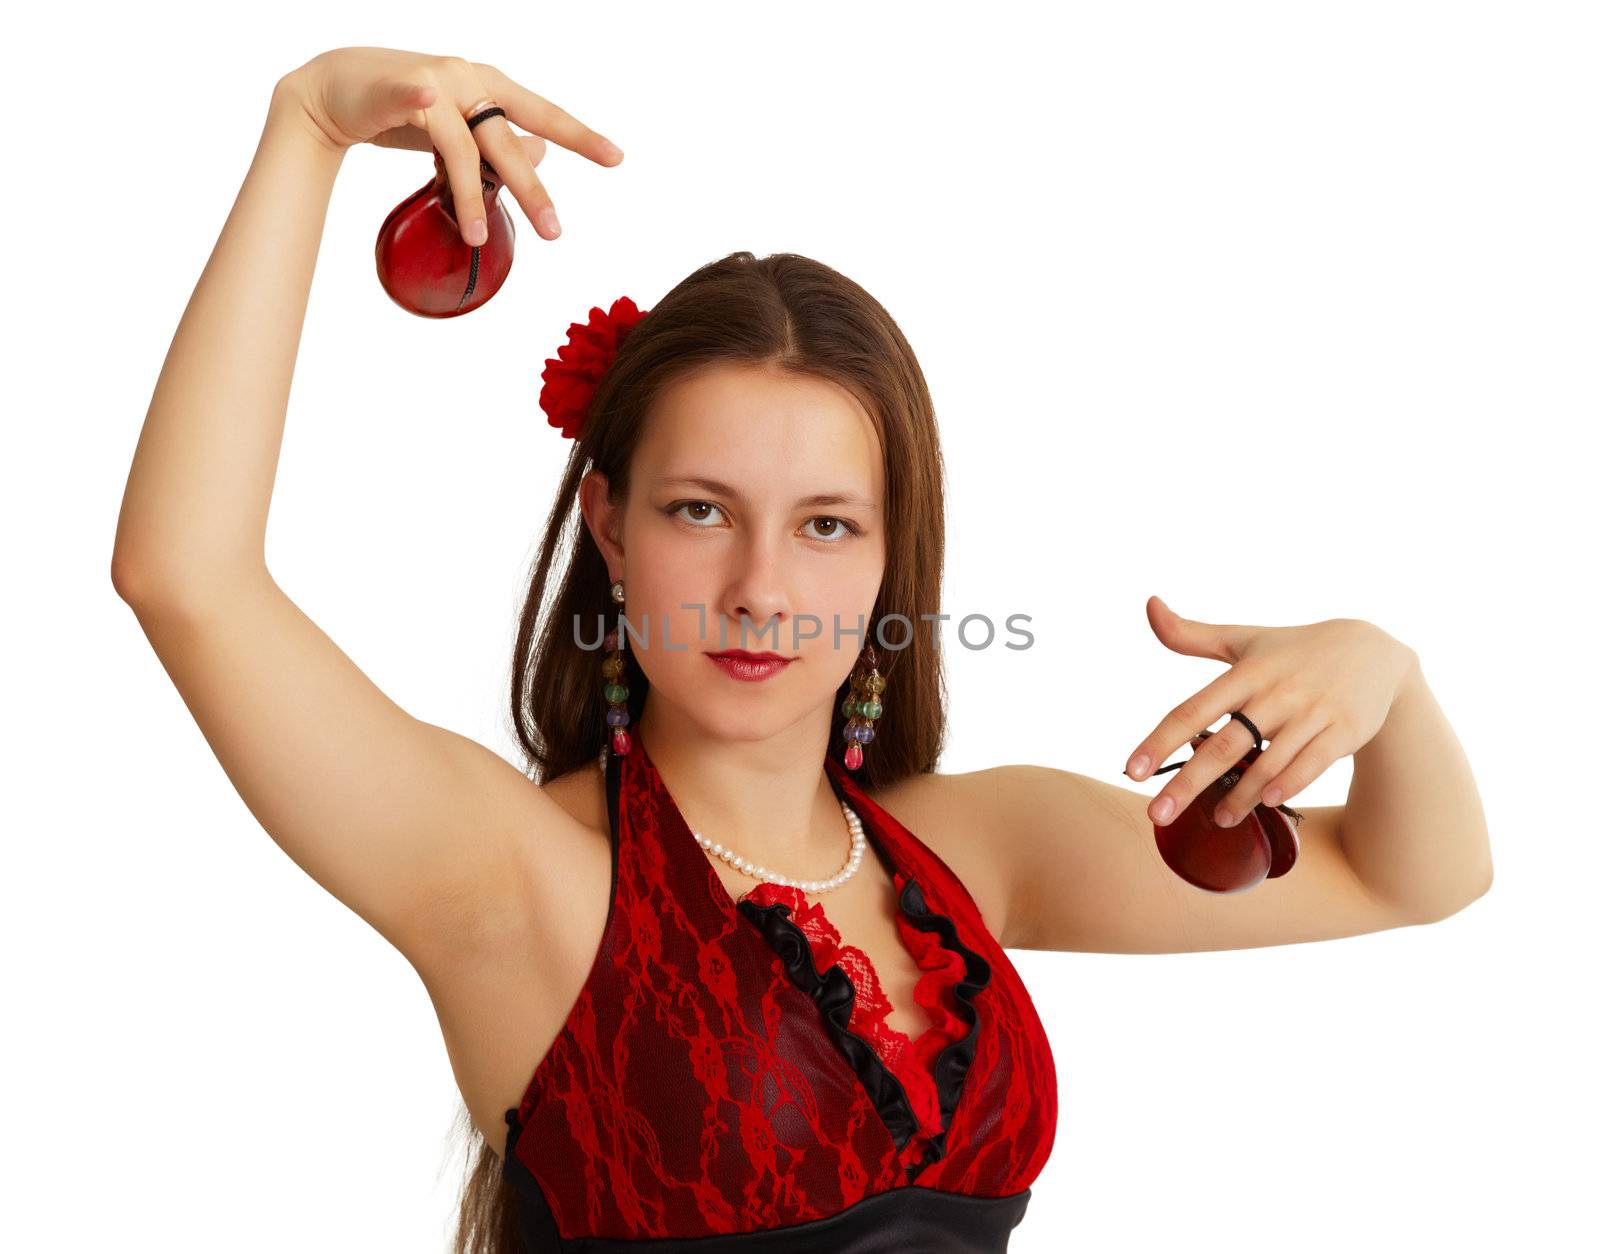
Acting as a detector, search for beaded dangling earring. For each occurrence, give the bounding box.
[602,578,632,756]
[839,642,885,771]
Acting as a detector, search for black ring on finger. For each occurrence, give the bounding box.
[466,105,506,130]
[1228,710,1264,752]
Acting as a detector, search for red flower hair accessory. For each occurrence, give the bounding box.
[539,296,649,440]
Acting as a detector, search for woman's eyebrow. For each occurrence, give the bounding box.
[657,475,878,511]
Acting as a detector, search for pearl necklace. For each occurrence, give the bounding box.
[694,797,867,894]
[599,745,867,894]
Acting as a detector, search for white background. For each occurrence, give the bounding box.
[6,2,1596,1251]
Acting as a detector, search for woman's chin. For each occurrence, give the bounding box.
[648,683,824,745]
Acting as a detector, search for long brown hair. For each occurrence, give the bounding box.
[449,250,950,1251]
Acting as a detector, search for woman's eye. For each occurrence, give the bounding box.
[671,501,725,526]
[668,502,855,542]
[802,516,857,542]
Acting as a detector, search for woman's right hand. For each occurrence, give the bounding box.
[276,45,624,242]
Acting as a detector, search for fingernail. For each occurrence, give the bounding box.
[1215,808,1234,827]
[1262,786,1281,807]
[1127,754,1149,780]
[538,205,562,236]
[464,218,488,246]
[602,140,624,162]
[1151,796,1174,824]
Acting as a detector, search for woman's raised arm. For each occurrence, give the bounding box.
[109,50,623,977]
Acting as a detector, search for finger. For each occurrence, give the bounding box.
[1256,723,1344,811]
[1212,711,1326,827]
[465,111,562,239]
[1147,594,1257,665]
[370,127,547,164]
[394,79,438,118]
[360,79,440,151]
[1145,712,1263,827]
[473,62,625,166]
[423,97,490,246]
[518,132,549,167]
[368,121,432,152]
[1125,666,1249,782]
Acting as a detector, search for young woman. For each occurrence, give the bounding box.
[111,46,1493,1254]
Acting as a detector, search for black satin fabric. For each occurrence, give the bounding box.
[505,1110,1030,1253]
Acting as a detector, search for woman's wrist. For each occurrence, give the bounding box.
[266,73,353,161]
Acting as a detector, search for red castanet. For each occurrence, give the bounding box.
[375,149,516,318]
[1152,731,1303,893]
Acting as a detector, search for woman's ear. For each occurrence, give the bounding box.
[578,470,625,572]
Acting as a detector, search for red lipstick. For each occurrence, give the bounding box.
[706,650,796,682]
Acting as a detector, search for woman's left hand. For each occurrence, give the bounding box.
[1123,596,1419,828]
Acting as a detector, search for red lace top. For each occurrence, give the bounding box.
[740,874,970,1170]
[500,730,1058,1250]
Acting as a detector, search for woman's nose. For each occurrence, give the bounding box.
[721,546,792,647]
[723,598,790,649]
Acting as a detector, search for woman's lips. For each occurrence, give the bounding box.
[706,651,795,682]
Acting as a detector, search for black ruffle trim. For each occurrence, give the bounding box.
[898,876,993,1164]
[736,894,922,1149]
[737,874,992,1181]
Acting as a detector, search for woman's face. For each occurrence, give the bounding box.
[587,360,887,745]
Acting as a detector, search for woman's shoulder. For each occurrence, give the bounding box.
[863,764,1018,943]
[863,763,966,824]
